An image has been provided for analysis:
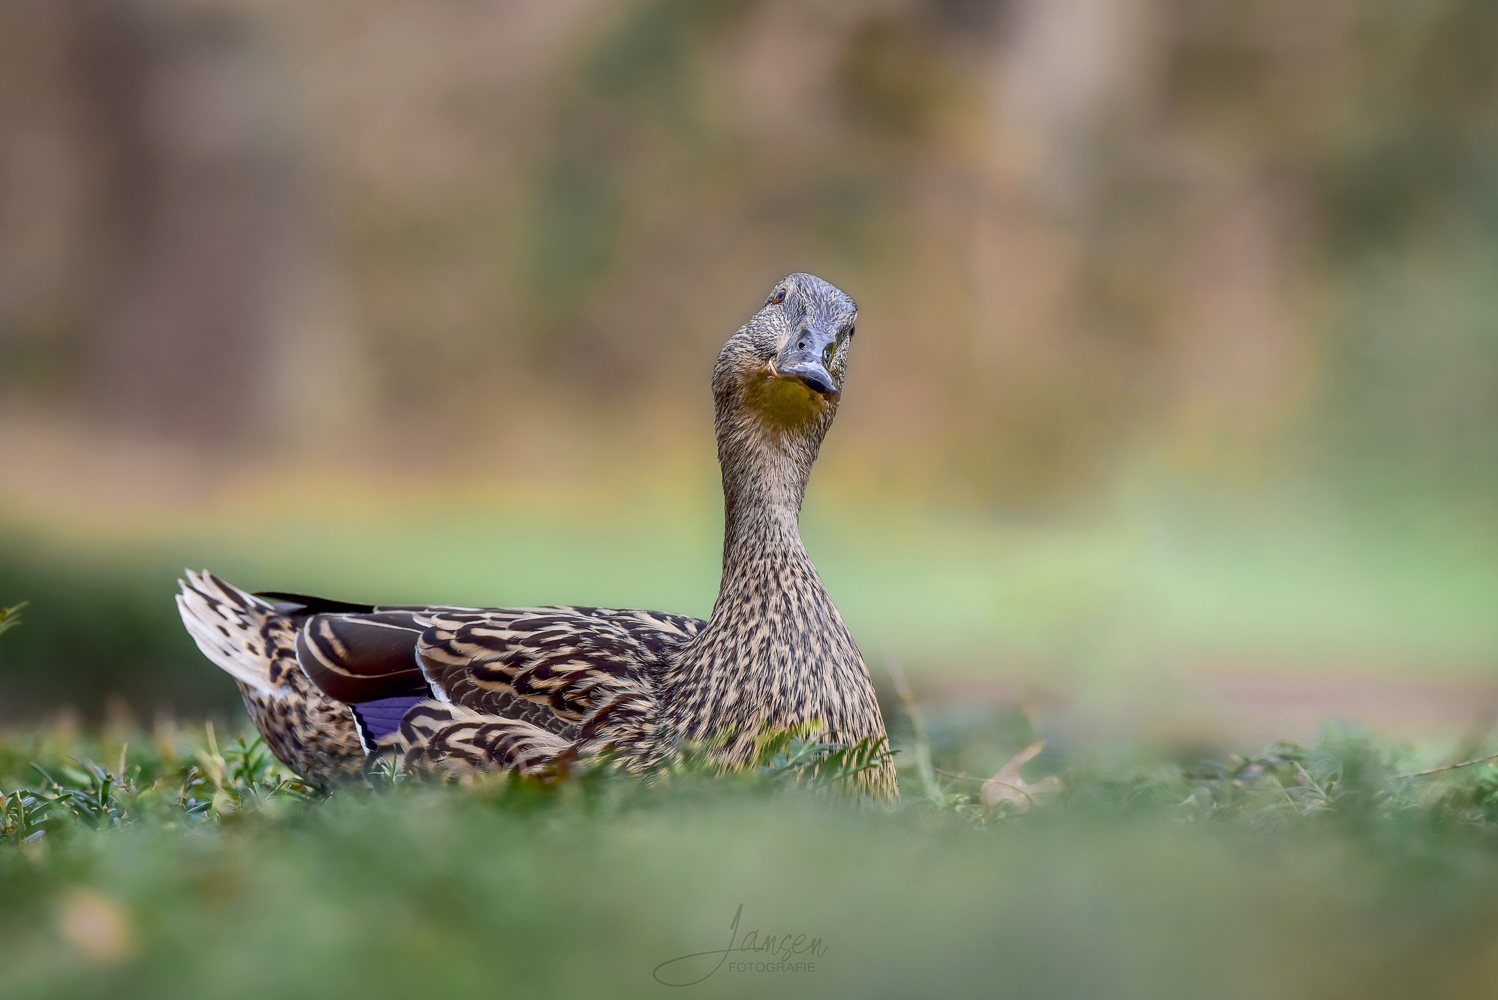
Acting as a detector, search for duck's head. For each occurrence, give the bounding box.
[713,273,858,438]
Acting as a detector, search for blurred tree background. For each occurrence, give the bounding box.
[2,0,1497,743]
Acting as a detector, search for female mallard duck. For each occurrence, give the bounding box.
[177,273,896,799]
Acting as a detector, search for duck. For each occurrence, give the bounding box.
[177,272,897,800]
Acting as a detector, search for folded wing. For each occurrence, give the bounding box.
[289,603,706,776]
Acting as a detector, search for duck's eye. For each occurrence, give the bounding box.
[769,288,786,305]
[847,324,855,338]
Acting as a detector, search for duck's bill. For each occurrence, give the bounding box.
[771,331,840,400]
[772,361,838,399]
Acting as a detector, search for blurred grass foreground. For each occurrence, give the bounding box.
[5,0,1498,996]
[10,714,1498,999]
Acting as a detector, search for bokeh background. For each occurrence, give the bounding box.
[3,0,1498,760]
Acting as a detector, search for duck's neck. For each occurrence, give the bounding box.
[664,411,880,753]
[714,409,826,625]
[719,422,817,576]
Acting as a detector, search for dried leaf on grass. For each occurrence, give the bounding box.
[981,742,1061,812]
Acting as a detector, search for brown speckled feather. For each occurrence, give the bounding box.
[391,607,704,776]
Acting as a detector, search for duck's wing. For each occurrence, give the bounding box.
[293,604,706,776]
[177,573,369,781]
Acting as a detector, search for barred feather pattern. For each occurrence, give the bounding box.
[392,702,574,779]
[176,571,365,780]
[394,607,705,779]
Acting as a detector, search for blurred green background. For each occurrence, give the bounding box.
[3,0,1498,759]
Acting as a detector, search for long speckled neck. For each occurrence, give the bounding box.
[661,381,891,797]
[718,415,818,570]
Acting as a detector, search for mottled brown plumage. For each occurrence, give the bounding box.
[177,272,896,799]
[176,575,366,779]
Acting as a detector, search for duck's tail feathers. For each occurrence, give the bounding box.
[176,570,290,695]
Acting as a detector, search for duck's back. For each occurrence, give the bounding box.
[178,572,704,782]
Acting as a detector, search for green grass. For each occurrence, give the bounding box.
[6,712,1498,999]
[0,603,22,640]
